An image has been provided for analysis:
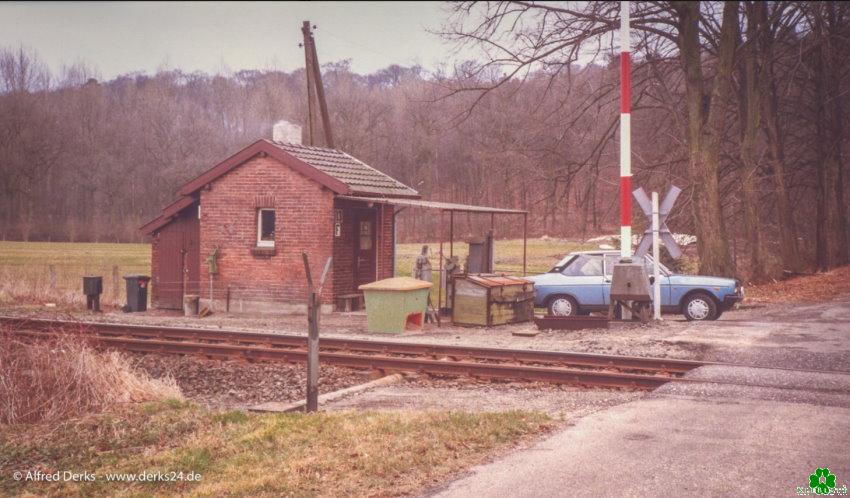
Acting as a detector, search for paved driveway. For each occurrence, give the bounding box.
[430,296,850,497]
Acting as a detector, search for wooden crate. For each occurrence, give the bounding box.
[452,274,534,327]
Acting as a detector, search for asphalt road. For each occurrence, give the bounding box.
[429,296,850,497]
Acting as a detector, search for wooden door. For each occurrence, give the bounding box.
[155,222,185,309]
[353,209,377,288]
[153,205,200,309]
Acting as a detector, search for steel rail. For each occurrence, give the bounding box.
[11,330,675,390]
[0,316,704,373]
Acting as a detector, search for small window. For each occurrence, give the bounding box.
[359,220,372,250]
[257,209,276,247]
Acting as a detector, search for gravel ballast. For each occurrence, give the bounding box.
[128,353,373,409]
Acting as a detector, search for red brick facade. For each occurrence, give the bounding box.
[169,153,398,313]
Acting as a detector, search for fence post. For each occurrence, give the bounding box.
[112,265,120,304]
[48,265,56,292]
[301,252,332,413]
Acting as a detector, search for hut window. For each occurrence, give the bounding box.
[359,220,372,250]
[257,209,276,247]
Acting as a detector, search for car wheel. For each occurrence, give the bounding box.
[548,295,579,317]
[682,293,718,321]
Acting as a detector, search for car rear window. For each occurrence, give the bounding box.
[561,255,603,276]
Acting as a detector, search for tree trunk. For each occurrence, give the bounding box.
[740,1,766,281]
[674,0,736,277]
[812,2,848,270]
[760,0,800,271]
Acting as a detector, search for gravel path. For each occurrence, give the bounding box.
[325,376,645,416]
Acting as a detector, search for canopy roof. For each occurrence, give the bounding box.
[336,195,526,215]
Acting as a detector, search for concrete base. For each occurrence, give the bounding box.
[197,298,334,315]
[250,374,404,413]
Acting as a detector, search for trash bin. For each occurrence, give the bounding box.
[358,277,432,333]
[123,275,151,312]
[82,276,103,312]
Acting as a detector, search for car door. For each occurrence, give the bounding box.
[559,254,606,309]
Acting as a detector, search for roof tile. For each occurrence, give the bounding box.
[270,141,419,198]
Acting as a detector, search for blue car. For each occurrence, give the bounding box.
[526,250,744,321]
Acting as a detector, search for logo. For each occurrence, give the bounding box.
[810,468,837,495]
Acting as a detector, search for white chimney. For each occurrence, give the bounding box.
[272,120,302,144]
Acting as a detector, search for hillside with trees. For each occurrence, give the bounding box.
[0,1,847,280]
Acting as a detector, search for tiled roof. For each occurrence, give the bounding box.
[145,139,421,235]
[269,141,419,198]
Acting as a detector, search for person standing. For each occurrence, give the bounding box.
[413,245,432,283]
[413,245,436,323]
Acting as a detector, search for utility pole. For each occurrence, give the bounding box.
[301,21,316,146]
[301,21,335,148]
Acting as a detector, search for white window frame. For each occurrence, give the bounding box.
[257,208,275,248]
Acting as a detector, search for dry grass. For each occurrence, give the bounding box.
[745,265,850,304]
[0,330,181,425]
[396,238,594,278]
[0,239,588,309]
[0,241,149,306]
[0,402,552,497]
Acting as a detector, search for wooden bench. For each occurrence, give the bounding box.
[335,293,364,312]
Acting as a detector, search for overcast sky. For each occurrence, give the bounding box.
[0,1,468,79]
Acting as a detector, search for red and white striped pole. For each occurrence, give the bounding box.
[619,0,632,260]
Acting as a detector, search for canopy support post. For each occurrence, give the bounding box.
[523,213,528,276]
[438,210,444,314]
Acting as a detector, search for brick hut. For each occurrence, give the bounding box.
[140,131,419,314]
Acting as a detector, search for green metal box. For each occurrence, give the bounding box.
[359,277,433,333]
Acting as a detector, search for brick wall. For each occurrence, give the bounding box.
[199,153,335,308]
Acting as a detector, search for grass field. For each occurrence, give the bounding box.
[0,242,150,306]
[0,239,591,307]
[395,238,594,277]
[0,400,552,497]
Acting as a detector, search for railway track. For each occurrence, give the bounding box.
[1,317,706,390]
